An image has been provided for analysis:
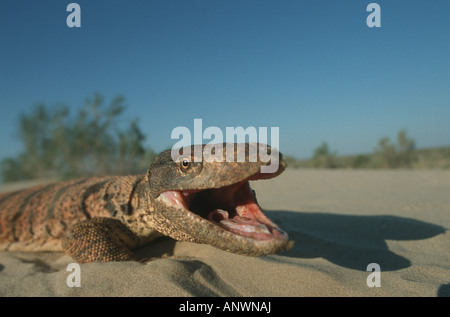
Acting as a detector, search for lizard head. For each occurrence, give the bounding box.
[146,143,294,256]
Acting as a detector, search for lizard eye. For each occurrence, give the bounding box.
[180,158,191,171]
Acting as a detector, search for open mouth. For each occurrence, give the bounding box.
[157,179,288,242]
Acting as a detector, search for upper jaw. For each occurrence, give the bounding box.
[149,143,287,197]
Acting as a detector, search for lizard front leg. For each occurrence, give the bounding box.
[61,217,145,263]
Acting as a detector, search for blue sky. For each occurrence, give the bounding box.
[1,0,449,161]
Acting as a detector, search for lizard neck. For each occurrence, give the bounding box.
[119,174,162,242]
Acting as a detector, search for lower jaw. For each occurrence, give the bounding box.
[215,232,293,256]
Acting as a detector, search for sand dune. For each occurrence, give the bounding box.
[1,169,449,296]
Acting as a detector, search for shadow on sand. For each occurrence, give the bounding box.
[438,284,450,297]
[134,210,445,274]
[266,210,446,272]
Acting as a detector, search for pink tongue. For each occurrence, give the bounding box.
[207,209,272,237]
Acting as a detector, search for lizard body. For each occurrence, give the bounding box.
[0,143,293,263]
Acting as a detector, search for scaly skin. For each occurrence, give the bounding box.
[0,143,293,263]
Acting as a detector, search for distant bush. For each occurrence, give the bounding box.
[284,155,310,168]
[311,142,338,168]
[373,130,416,168]
[283,130,427,170]
[1,93,155,183]
[413,147,450,169]
[350,154,372,169]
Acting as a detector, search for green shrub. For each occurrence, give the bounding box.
[311,142,338,168]
[374,130,416,168]
[1,93,155,182]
